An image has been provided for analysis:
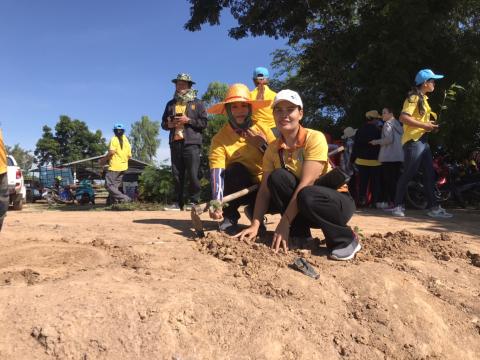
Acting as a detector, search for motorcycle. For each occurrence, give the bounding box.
[74,179,95,205]
[42,185,74,205]
[406,149,480,209]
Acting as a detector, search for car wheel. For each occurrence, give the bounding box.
[13,194,23,210]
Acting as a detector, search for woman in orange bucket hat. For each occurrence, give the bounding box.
[208,83,276,234]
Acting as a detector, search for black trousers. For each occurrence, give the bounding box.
[222,163,257,222]
[268,169,356,249]
[357,164,381,205]
[380,162,402,204]
[0,173,8,231]
[170,142,201,207]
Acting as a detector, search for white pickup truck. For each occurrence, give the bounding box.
[7,155,26,210]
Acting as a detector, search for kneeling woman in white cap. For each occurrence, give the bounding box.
[208,84,276,234]
[236,90,361,260]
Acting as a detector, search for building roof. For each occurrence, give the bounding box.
[62,155,151,168]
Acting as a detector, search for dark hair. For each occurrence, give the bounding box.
[114,128,124,149]
[407,85,426,116]
[383,107,395,117]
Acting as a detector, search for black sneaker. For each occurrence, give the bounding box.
[218,217,238,236]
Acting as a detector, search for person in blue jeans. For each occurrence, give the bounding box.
[391,69,452,218]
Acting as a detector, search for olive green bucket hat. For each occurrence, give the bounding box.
[171,73,196,85]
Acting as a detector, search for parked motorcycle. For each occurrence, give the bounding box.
[74,179,95,205]
[406,149,480,209]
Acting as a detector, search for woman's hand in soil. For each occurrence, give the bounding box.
[234,224,259,241]
[272,218,290,254]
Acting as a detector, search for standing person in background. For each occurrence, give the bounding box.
[250,67,278,136]
[0,127,9,231]
[369,107,404,209]
[161,73,208,211]
[352,110,382,207]
[391,69,453,218]
[104,124,132,204]
[340,127,358,201]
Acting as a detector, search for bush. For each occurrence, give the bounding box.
[138,163,174,203]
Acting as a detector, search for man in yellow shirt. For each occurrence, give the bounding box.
[250,67,278,136]
[0,128,8,231]
[104,123,132,204]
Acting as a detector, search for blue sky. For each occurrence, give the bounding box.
[0,0,284,162]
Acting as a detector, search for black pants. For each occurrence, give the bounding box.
[357,164,381,205]
[268,169,356,249]
[0,173,8,231]
[380,162,402,204]
[170,142,201,207]
[222,163,257,222]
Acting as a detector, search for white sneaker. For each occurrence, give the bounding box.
[427,205,453,218]
[162,203,181,211]
[391,205,405,217]
[375,202,389,209]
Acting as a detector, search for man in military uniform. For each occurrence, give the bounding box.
[161,73,208,210]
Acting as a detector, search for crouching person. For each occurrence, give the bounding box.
[208,84,276,235]
[236,90,361,261]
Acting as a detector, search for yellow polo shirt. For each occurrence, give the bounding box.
[0,129,7,175]
[250,85,277,131]
[263,128,331,178]
[209,122,276,183]
[401,94,437,144]
[108,135,131,172]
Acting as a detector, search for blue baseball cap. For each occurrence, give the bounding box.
[253,67,269,79]
[415,69,444,85]
[113,123,125,130]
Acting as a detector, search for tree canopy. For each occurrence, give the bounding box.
[129,115,161,164]
[34,115,107,165]
[186,0,480,157]
[5,144,35,170]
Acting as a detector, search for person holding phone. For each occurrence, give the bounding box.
[161,73,208,211]
[390,69,453,218]
[236,90,361,261]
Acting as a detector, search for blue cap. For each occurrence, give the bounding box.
[253,67,269,79]
[113,123,125,130]
[415,69,444,85]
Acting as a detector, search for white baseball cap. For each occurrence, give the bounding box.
[271,89,303,109]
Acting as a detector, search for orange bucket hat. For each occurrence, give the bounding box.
[208,83,271,114]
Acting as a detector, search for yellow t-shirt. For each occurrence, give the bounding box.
[209,122,276,183]
[355,158,381,166]
[108,135,132,172]
[250,85,277,131]
[0,128,7,174]
[263,128,330,178]
[401,94,437,144]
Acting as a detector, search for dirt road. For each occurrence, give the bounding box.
[0,205,479,359]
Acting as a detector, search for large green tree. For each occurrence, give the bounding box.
[186,0,480,157]
[35,116,107,165]
[5,144,35,170]
[129,115,161,164]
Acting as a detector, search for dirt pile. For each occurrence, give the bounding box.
[0,209,479,359]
